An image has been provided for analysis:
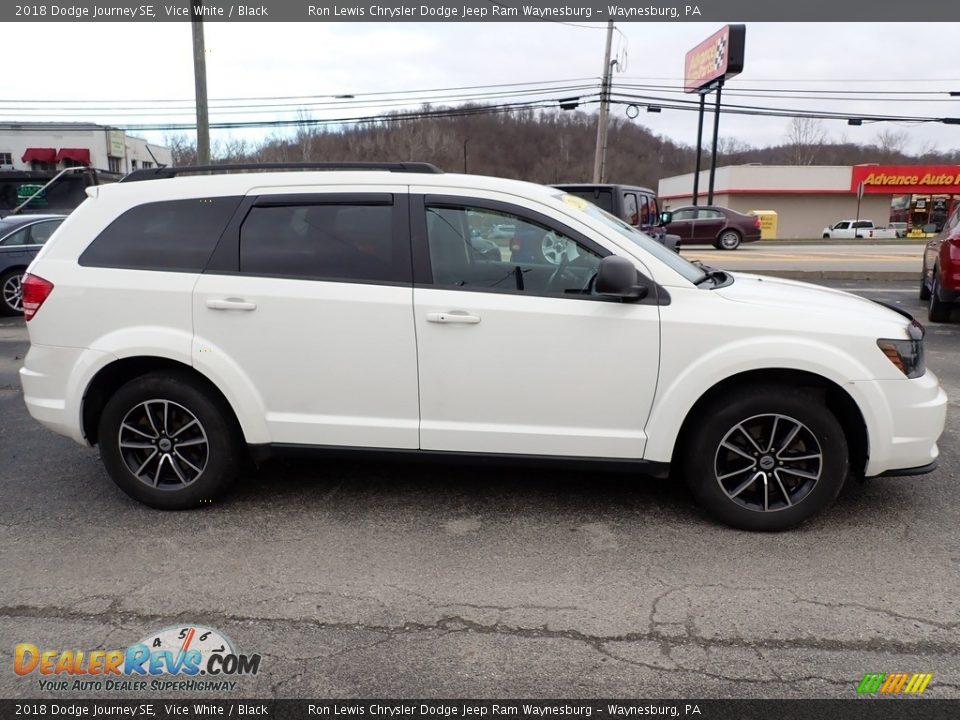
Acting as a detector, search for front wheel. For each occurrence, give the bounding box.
[717,229,742,250]
[0,269,24,316]
[681,385,848,531]
[919,271,931,301]
[98,373,243,509]
[928,272,952,323]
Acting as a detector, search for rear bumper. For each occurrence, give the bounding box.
[19,343,110,446]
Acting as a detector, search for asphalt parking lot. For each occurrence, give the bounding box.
[1,278,958,700]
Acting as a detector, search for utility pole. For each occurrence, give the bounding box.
[592,20,615,184]
[190,7,210,166]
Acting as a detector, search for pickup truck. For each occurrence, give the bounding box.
[821,220,902,239]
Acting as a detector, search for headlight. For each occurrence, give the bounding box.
[877,324,925,378]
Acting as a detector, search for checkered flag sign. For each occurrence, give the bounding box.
[714,36,727,70]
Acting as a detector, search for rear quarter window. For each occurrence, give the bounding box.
[79,197,242,272]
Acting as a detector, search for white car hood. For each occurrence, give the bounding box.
[716,272,912,329]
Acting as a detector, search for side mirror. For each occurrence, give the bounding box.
[660,211,673,224]
[595,256,649,301]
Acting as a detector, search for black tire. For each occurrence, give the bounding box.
[928,271,952,323]
[98,372,243,509]
[919,271,931,301]
[681,385,848,531]
[0,269,24,316]
[717,229,742,250]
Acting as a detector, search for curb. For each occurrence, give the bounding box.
[759,238,927,246]
[727,270,917,281]
[683,239,928,247]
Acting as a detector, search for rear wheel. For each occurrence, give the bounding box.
[928,271,952,322]
[98,373,243,509]
[681,385,848,531]
[0,269,24,316]
[717,229,742,250]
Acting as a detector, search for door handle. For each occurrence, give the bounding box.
[206,298,257,311]
[426,311,481,324]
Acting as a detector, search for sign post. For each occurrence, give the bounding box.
[684,25,745,206]
[855,180,864,231]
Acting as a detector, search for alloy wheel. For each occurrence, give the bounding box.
[541,232,570,265]
[713,413,822,512]
[2,274,22,312]
[719,231,741,250]
[117,399,209,489]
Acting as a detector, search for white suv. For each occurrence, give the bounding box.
[19,163,947,530]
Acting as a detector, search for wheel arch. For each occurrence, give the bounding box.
[669,368,869,479]
[82,356,245,446]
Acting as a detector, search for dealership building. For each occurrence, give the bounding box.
[657,164,960,238]
[0,122,171,174]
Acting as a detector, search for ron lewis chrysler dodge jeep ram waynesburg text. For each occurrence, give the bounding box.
[19,163,947,531]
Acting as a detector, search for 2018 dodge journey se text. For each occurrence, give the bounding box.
[19,162,947,531]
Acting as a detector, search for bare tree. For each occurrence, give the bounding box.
[874,128,909,160]
[784,117,827,165]
[163,133,197,166]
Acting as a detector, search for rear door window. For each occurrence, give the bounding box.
[239,200,406,284]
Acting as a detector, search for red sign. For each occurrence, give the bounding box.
[684,25,745,93]
[850,165,960,194]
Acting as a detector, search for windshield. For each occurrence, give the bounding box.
[555,193,707,284]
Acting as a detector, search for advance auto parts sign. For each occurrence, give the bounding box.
[851,165,960,195]
[684,24,745,93]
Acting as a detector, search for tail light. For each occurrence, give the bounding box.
[754,216,761,229]
[22,273,54,321]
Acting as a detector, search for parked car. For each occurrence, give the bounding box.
[889,222,908,238]
[920,203,960,322]
[552,183,680,253]
[661,205,762,250]
[19,163,946,531]
[0,214,66,315]
[821,220,899,239]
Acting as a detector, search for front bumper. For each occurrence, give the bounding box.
[851,370,947,477]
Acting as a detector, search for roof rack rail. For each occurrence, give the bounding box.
[119,161,443,183]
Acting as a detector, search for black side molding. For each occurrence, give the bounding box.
[248,443,670,478]
[871,460,938,478]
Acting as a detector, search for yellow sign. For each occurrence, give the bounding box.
[750,210,778,240]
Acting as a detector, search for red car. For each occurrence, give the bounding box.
[920,204,960,322]
[662,205,762,250]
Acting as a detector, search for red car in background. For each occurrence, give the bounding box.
[920,203,960,322]
[662,205,762,250]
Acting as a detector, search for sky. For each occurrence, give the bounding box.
[4,21,959,156]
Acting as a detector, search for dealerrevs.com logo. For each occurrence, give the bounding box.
[14,625,261,693]
[856,672,934,695]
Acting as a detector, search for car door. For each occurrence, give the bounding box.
[694,209,725,242]
[926,206,960,286]
[23,218,64,260]
[193,188,420,449]
[667,208,696,241]
[411,193,661,459]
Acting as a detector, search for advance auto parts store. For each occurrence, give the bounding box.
[657,164,960,239]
